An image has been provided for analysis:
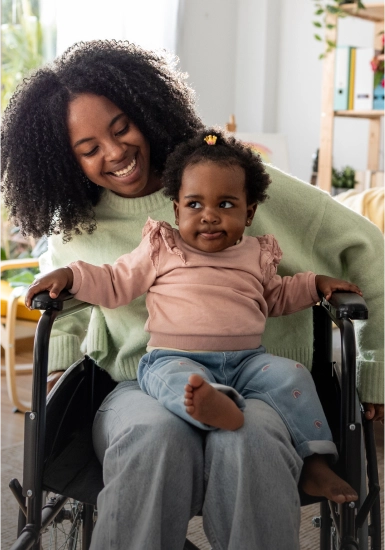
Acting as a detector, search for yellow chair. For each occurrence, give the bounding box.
[1,258,40,412]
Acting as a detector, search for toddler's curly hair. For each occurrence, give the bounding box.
[162,128,271,205]
[1,40,203,240]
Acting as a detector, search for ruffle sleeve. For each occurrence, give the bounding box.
[142,217,186,269]
[256,234,283,284]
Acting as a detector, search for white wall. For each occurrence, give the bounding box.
[55,0,179,55]
[177,0,384,182]
[177,0,324,180]
[176,0,238,127]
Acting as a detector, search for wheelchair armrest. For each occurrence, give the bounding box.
[32,290,73,311]
[31,290,92,318]
[322,292,368,321]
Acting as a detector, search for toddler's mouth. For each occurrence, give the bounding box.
[199,231,224,240]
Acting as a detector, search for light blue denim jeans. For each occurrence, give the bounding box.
[91,382,303,549]
[137,346,337,461]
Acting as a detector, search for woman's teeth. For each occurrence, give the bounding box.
[112,157,136,177]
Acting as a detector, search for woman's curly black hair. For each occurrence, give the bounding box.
[162,128,271,205]
[1,40,203,240]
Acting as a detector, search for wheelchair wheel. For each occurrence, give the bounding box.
[41,495,95,550]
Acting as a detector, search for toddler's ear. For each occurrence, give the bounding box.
[173,200,179,225]
[246,203,257,225]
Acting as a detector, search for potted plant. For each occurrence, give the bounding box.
[331,165,358,195]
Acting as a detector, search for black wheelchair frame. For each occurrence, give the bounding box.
[8,291,381,550]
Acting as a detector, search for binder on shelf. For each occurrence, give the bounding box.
[353,47,375,110]
[373,83,384,110]
[334,46,352,110]
[348,47,356,110]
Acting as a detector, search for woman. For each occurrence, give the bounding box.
[2,41,383,549]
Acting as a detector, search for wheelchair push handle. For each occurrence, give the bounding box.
[31,290,74,311]
[322,291,368,320]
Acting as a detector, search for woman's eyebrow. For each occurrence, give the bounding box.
[73,113,126,149]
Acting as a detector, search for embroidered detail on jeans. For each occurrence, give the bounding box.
[262,364,270,371]
[295,363,304,369]
[314,420,323,428]
[292,389,301,399]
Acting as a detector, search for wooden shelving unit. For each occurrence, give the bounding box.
[318,3,384,192]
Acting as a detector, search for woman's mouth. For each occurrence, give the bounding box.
[110,155,137,177]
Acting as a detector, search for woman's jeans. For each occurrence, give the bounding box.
[91,381,303,550]
[137,346,337,461]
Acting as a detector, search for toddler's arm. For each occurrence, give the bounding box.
[315,275,362,301]
[25,267,74,308]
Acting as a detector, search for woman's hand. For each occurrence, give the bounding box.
[363,403,384,424]
[25,267,74,309]
[315,275,363,301]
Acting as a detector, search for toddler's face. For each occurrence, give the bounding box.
[173,161,257,253]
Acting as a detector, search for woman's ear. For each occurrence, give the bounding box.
[245,203,257,226]
[173,200,179,225]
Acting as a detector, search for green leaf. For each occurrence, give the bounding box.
[7,270,36,287]
[327,40,336,48]
[1,247,7,261]
[319,53,326,59]
[313,21,322,27]
[326,5,340,14]
[315,8,324,14]
[326,24,335,29]
[314,34,322,41]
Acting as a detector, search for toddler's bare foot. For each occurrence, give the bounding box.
[184,374,244,430]
[300,454,358,504]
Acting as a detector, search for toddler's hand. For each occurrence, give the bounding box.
[363,403,384,424]
[25,267,74,309]
[315,275,363,301]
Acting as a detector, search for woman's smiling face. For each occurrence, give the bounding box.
[67,93,162,198]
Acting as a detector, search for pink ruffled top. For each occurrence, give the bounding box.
[70,218,318,352]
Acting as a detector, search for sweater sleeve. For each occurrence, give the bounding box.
[257,235,319,315]
[69,235,157,308]
[313,197,384,404]
[264,272,319,317]
[39,239,91,373]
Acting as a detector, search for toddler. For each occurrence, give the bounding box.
[26,129,362,504]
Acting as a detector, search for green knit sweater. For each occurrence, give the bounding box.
[40,165,384,403]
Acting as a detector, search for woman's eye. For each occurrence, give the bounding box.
[220,201,233,208]
[83,147,98,157]
[188,201,202,209]
[115,124,129,136]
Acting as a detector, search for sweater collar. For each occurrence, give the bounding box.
[100,188,170,215]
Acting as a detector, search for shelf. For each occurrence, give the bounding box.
[341,3,384,23]
[334,109,384,118]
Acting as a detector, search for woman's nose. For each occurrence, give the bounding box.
[104,139,126,162]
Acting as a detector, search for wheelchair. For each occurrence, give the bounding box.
[8,290,381,550]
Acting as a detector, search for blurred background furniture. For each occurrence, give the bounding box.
[1,258,40,412]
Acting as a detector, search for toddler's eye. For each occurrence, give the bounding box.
[188,201,202,209]
[220,201,233,208]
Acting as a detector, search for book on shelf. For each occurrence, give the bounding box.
[333,47,383,111]
[334,46,354,110]
[353,47,375,110]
